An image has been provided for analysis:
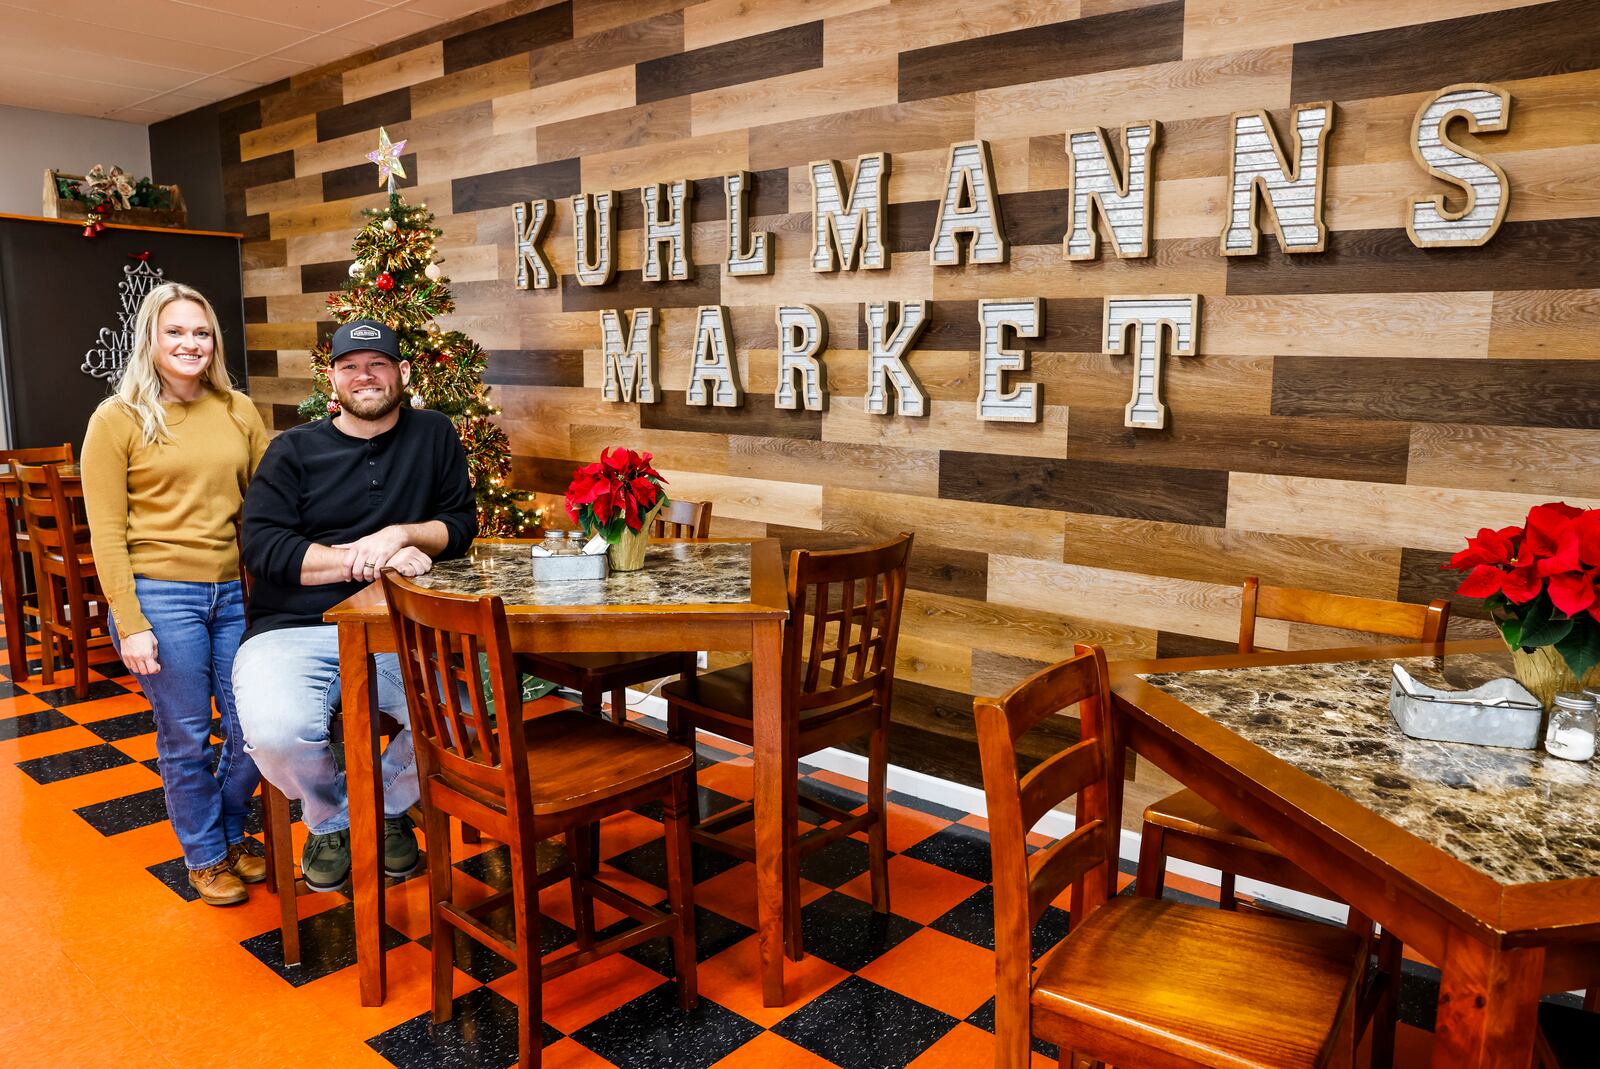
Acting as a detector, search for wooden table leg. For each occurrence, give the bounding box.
[339,622,388,1007]
[1431,929,1542,1069]
[0,495,28,681]
[749,618,789,1007]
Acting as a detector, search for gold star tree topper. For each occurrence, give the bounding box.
[366,127,407,192]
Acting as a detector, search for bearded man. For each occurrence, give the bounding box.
[234,320,476,890]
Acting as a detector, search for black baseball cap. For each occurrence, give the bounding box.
[329,320,401,362]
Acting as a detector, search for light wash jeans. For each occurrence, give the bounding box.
[232,625,419,835]
[111,578,257,871]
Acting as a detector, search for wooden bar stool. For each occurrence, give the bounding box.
[14,461,111,698]
[1136,577,1450,1068]
[662,532,912,959]
[382,570,698,1069]
[976,644,1368,1069]
[0,444,73,682]
[519,498,714,723]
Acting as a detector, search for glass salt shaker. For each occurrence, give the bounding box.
[1544,692,1596,761]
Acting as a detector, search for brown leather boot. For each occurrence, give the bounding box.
[227,841,267,884]
[189,860,248,906]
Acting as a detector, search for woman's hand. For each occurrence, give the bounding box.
[120,629,160,675]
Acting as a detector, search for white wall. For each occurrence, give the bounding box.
[0,105,150,218]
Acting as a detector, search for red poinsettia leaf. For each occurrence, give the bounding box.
[1523,502,1584,557]
[1447,526,1518,571]
[1455,565,1506,599]
[1537,527,1584,577]
[1575,511,1600,568]
[1549,569,1599,616]
[1501,563,1544,604]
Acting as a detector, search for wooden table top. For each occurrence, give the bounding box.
[1137,647,1597,886]
[1112,640,1600,943]
[325,537,789,622]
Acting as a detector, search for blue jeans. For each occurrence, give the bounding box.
[232,626,418,835]
[111,578,257,871]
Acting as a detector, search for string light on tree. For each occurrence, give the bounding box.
[297,129,538,536]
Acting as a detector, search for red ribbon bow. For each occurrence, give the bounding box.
[129,251,151,261]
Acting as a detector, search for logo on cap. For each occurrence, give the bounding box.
[349,324,383,341]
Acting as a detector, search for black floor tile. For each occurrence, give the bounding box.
[240,901,409,986]
[929,886,1071,957]
[146,856,201,902]
[798,834,872,888]
[82,708,156,742]
[798,777,866,823]
[31,678,133,706]
[1398,958,1441,1030]
[416,903,577,983]
[774,975,958,1069]
[619,904,754,973]
[798,891,920,973]
[367,984,546,1069]
[607,837,745,888]
[574,982,760,1069]
[455,843,513,892]
[964,997,1058,1059]
[900,823,994,883]
[887,789,967,823]
[0,678,21,699]
[631,782,741,823]
[0,707,74,740]
[18,741,136,784]
[75,785,169,835]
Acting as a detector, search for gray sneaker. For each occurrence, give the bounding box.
[301,828,351,892]
[384,814,420,877]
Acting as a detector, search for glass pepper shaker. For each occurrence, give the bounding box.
[1545,692,1596,761]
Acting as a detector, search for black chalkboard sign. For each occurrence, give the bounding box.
[0,216,247,451]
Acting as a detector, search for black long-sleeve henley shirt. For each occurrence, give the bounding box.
[240,407,477,640]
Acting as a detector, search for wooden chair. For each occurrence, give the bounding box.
[976,643,1368,1069]
[381,571,698,1069]
[520,499,714,724]
[14,461,111,698]
[1136,577,1450,1068]
[661,532,913,958]
[0,444,74,680]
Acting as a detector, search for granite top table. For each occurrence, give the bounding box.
[416,541,754,606]
[325,537,806,1010]
[1141,650,1600,886]
[1111,640,1600,1069]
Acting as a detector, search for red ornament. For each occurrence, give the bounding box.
[327,400,341,414]
[82,219,104,238]
[375,272,395,291]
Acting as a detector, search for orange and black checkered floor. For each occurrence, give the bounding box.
[2,625,1594,1067]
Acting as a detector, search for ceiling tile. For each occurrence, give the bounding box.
[220,55,315,83]
[39,0,312,54]
[328,7,443,46]
[269,34,372,66]
[175,0,391,34]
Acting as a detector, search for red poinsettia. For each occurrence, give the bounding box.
[564,447,669,542]
[1445,502,1600,679]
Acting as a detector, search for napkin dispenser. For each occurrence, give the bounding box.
[528,533,610,581]
[1388,664,1542,749]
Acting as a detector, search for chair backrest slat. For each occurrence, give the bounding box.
[1239,576,1451,653]
[975,644,1118,930]
[1017,736,1103,834]
[975,643,1117,1069]
[650,498,712,539]
[15,462,92,585]
[383,572,530,813]
[783,534,912,717]
[1027,818,1112,926]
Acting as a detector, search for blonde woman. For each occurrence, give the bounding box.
[82,282,269,906]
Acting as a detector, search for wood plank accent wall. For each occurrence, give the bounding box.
[187,0,1600,802]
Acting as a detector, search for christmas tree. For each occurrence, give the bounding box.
[297,129,537,536]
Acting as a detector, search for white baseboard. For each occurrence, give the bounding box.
[629,691,1349,925]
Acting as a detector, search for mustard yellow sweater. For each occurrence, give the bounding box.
[81,391,269,636]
